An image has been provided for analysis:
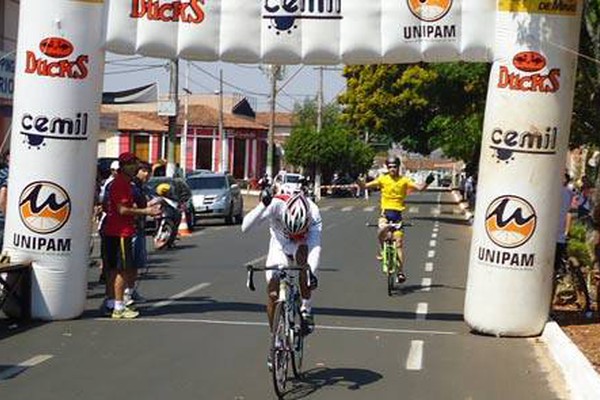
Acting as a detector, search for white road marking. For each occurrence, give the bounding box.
[421,278,432,292]
[150,283,212,309]
[427,250,435,258]
[416,303,428,320]
[96,317,458,336]
[406,340,424,371]
[429,240,436,248]
[320,206,333,212]
[364,206,376,212]
[431,208,441,216]
[425,262,434,272]
[246,255,267,266]
[431,233,438,239]
[341,206,353,212]
[409,207,419,214]
[433,228,439,233]
[0,355,54,380]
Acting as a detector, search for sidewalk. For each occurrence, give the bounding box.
[450,188,600,399]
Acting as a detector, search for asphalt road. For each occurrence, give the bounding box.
[0,190,567,399]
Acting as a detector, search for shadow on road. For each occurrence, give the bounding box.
[117,297,464,322]
[285,366,383,398]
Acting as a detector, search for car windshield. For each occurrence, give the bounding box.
[285,175,301,184]
[188,176,227,190]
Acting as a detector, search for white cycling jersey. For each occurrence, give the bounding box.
[241,196,322,280]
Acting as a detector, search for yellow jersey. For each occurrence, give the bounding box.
[374,174,419,211]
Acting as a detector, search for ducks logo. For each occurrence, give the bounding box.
[485,195,536,249]
[19,181,71,234]
[407,0,453,22]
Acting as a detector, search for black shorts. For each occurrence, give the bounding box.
[382,209,403,223]
[102,236,135,270]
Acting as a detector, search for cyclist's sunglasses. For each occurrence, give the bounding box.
[387,163,398,169]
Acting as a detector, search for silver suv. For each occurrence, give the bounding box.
[186,172,244,225]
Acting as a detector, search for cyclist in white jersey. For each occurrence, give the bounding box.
[241,187,322,331]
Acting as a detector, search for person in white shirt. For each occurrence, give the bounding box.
[241,186,322,332]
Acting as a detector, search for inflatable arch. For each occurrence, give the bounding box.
[7,0,582,336]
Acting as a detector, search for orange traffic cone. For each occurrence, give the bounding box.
[178,211,192,237]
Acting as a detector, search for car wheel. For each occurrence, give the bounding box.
[234,202,244,225]
[225,204,234,225]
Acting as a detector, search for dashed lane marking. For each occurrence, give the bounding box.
[416,303,428,321]
[320,206,333,212]
[421,278,432,292]
[408,207,419,214]
[0,355,54,380]
[427,250,435,258]
[406,340,424,371]
[364,206,376,212]
[425,262,433,272]
[150,283,212,309]
[431,233,438,239]
[341,207,353,212]
[429,240,436,248]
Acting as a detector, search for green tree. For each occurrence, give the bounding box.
[339,62,490,163]
[284,99,374,181]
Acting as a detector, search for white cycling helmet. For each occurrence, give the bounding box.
[282,193,311,236]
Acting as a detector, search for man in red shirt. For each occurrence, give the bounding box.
[102,152,160,319]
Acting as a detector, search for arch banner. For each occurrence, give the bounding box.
[105,0,496,64]
[6,1,584,331]
[464,0,582,336]
[6,0,105,320]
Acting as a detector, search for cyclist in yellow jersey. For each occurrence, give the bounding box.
[360,156,434,282]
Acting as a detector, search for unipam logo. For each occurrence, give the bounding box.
[19,181,71,234]
[407,0,453,22]
[485,195,537,249]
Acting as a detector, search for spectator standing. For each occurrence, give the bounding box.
[555,174,575,279]
[102,153,160,319]
[124,162,152,306]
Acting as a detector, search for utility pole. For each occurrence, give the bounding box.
[181,61,190,178]
[266,65,279,178]
[219,69,227,173]
[315,66,324,202]
[166,59,179,177]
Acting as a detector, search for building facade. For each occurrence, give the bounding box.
[101,95,270,180]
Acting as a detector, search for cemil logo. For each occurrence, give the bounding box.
[19,181,71,235]
[25,37,88,79]
[485,195,536,249]
[489,126,558,164]
[263,0,342,35]
[497,51,560,93]
[407,0,453,22]
[20,112,89,149]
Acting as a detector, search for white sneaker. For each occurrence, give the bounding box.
[124,293,134,307]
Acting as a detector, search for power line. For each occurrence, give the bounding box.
[189,62,268,97]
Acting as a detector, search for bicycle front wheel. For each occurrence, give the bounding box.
[291,300,304,378]
[385,244,396,296]
[270,302,288,398]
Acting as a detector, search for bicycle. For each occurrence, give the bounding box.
[367,221,412,296]
[553,256,593,317]
[246,264,308,399]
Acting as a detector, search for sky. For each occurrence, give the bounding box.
[102,52,348,113]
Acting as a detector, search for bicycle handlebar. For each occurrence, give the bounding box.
[245,264,307,292]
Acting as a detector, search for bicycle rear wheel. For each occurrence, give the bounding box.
[291,299,304,378]
[270,302,288,399]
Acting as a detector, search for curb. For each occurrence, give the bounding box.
[541,321,600,399]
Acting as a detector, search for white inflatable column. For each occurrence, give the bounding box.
[6,0,105,320]
[464,2,582,336]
